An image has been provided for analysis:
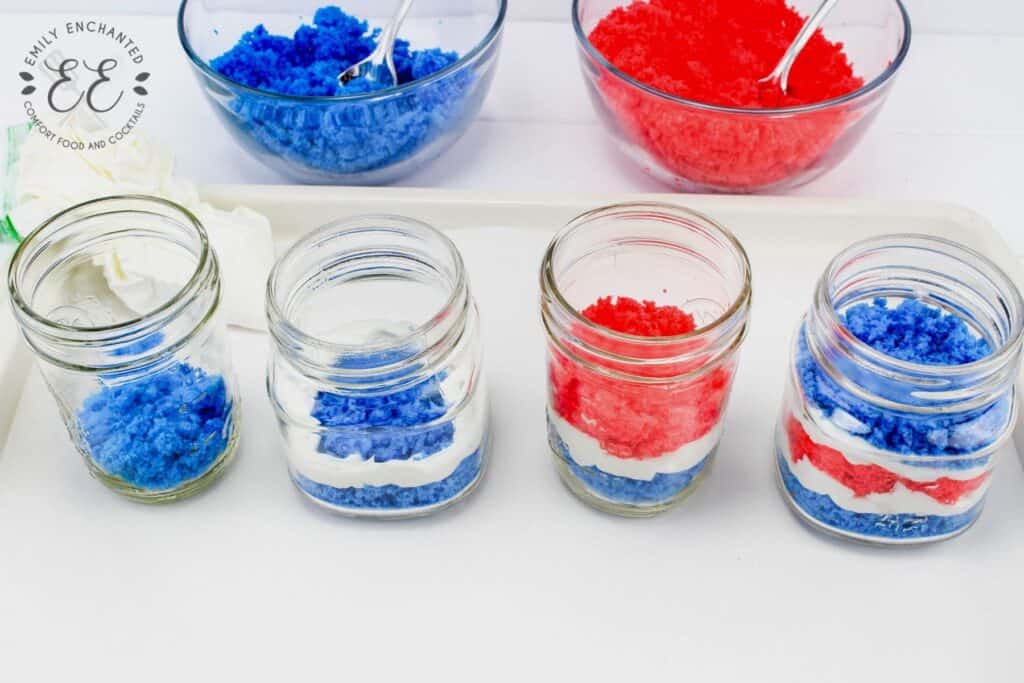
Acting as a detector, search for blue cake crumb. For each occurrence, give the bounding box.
[843,299,991,365]
[109,331,164,357]
[312,372,454,462]
[777,450,982,540]
[209,6,471,177]
[294,449,482,510]
[797,298,1007,459]
[211,7,457,97]
[304,352,480,511]
[548,420,710,506]
[78,362,232,490]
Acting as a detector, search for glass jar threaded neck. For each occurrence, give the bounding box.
[805,234,1024,415]
[540,202,751,381]
[7,195,219,372]
[266,215,470,393]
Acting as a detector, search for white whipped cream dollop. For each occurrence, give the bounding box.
[4,118,273,331]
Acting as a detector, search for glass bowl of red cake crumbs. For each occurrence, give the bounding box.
[573,0,912,193]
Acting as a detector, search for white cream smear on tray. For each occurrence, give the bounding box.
[94,247,188,316]
[551,413,720,481]
[6,120,274,330]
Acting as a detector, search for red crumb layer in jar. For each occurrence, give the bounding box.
[583,296,698,336]
[587,0,866,189]
[786,416,988,505]
[550,296,734,459]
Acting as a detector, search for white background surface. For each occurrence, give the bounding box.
[1,4,1024,251]
[1,0,1023,32]
[2,191,1023,682]
[2,5,1024,681]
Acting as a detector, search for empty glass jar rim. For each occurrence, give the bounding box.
[266,214,468,356]
[814,233,1024,376]
[177,0,509,103]
[541,201,752,345]
[7,194,211,336]
[571,0,912,117]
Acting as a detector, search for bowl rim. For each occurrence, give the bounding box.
[177,0,508,102]
[571,0,912,116]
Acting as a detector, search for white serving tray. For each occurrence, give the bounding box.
[1,187,1022,682]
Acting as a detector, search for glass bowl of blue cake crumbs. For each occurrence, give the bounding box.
[178,1,507,184]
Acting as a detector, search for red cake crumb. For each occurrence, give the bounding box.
[589,0,861,109]
[550,296,734,460]
[587,0,866,189]
[786,416,988,505]
[582,296,697,336]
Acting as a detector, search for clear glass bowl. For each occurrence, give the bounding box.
[572,0,912,193]
[178,0,506,185]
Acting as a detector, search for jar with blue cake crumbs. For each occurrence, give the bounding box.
[7,196,241,502]
[541,203,752,517]
[266,215,489,518]
[776,235,1024,545]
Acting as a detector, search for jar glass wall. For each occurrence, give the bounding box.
[540,203,752,517]
[7,195,241,502]
[775,235,1024,544]
[266,215,488,518]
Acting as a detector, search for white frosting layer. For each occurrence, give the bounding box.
[550,413,720,481]
[778,425,989,516]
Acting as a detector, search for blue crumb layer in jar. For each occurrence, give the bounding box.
[296,449,482,510]
[299,358,482,510]
[776,450,984,540]
[312,365,453,459]
[209,6,472,176]
[797,298,1007,461]
[548,420,710,505]
[108,331,165,357]
[78,362,233,490]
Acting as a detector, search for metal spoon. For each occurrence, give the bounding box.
[759,0,841,95]
[338,0,415,88]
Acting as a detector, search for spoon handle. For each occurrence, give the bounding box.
[376,0,417,80]
[380,0,416,51]
[768,0,841,93]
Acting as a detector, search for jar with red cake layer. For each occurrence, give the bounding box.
[776,236,1024,545]
[540,203,752,516]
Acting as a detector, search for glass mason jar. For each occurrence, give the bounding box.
[540,203,752,517]
[776,235,1024,544]
[7,195,241,502]
[266,215,489,519]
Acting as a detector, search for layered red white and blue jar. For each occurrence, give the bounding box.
[541,203,751,516]
[267,215,488,518]
[776,235,1024,544]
